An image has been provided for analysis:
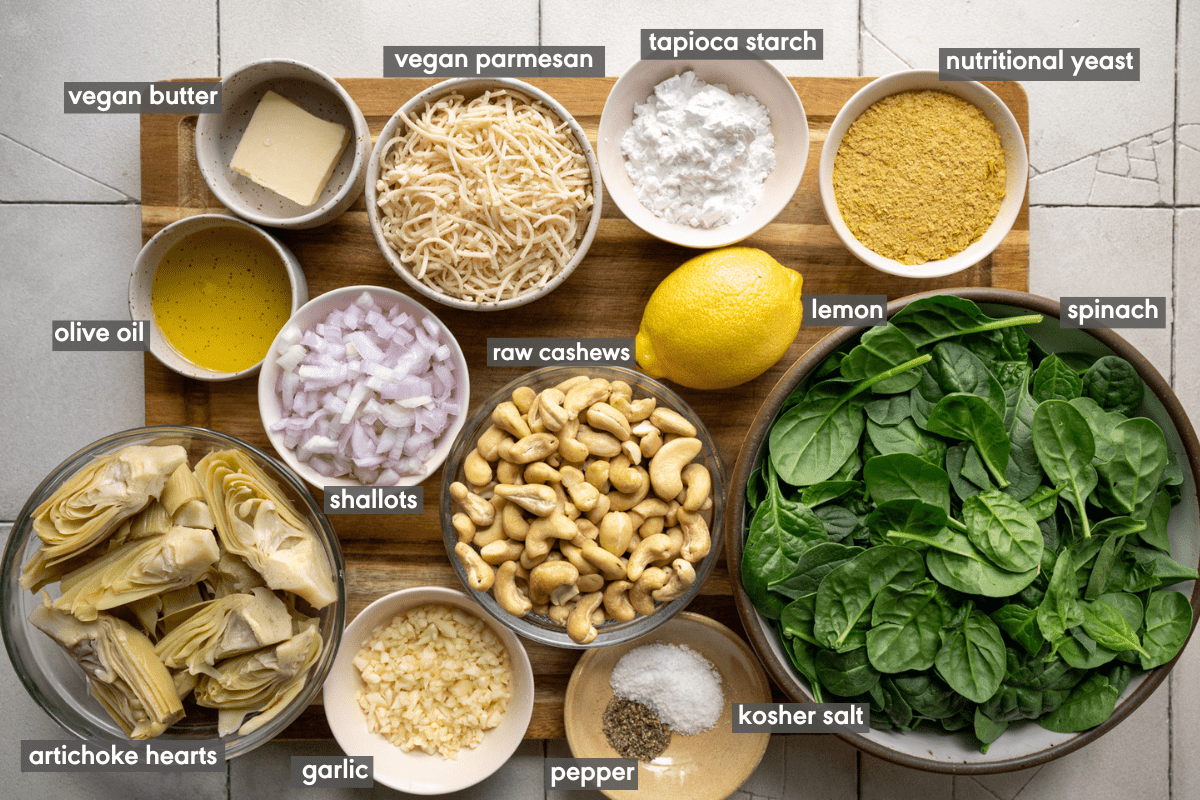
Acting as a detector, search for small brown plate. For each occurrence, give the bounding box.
[563,612,772,800]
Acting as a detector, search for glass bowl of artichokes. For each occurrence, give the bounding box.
[1,426,345,758]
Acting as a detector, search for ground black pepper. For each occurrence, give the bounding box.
[601,697,672,762]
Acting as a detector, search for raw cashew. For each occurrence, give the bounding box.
[648,437,703,500]
[681,463,712,512]
[502,502,530,540]
[451,482,494,527]
[476,425,507,461]
[577,573,605,594]
[574,518,600,541]
[512,385,537,415]
[603,580,637,622]
[492,401,532,439]
[555,375,590,394]
[529,560,579,605]
[452,512,475,544]
[652,559,696,602]
[455,542,495,591]
[480,538,524,565]
[630,498,670,520]
[598,511,634,556]
[523,462,561,485]
[627,533,673,581]
[650,407,697,437]
[585,461,610,491]
[678,509,711,562]
[550,582,580,606]
[586,403,632,441]
[608,454,645,494]
[464,450,493,487]
[612,393,655,423]
[472,513,508,547]
[639,516,665,539]
[567,591,604,644]
[496,459,523,485]
[665,499,681,528]
[579,539,628,581]
[495,483,557,516]
[653,526,684,566]
[585,493,611,525]
[630,568,667,615]
[524,512,578,559]
[494,561,532,617]
[564,378,611,416]
[621,440,642,465]
[560,541,599,576]
[610,380,633,404]
[577,425,622,458]
[534,388,569,432]
[560,465,600,512]
[502,433,559,464]
[548,603,571,626]
[608,467,651,510]
[558,417,589,462]
[639,427,663,459]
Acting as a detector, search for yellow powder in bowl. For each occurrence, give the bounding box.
[832,89,1006,265]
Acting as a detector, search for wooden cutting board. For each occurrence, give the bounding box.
[141,76,1028,739]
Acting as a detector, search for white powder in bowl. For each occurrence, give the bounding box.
[620,71,775,229]
[609,643,724,735]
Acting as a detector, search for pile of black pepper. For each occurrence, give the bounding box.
[602,697,672,762]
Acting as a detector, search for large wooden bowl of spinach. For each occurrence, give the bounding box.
[726,288,1200,773]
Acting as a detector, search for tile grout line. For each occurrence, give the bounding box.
[1170,0,1181,398]
[216,0,221,76]
[0,132,139,203]
[857,0,863,76]
[537,0,542,47]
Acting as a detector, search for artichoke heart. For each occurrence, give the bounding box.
[155,587,292,676]
[22,445,187,590]
[195,450,336,609]
[202,550,267,599]
[194,622,322,736]
[55,526,220,621]
[29,603,184,739]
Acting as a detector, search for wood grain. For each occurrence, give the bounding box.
[141,76,1029,740]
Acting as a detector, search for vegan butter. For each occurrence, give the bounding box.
[229,90,350,206]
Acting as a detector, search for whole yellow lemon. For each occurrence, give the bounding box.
[636,247,803,390]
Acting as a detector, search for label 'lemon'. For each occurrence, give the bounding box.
[635,247,803,390]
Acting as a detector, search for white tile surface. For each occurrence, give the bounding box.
[219,0,539,79]
[738,735,784,798]
[1028,207,1174,374]
[1170,617,1200,800]
[861,0,1177,205]
[0,0,216,200]
[1179,0,1200,204]
[0,136,128,203]
[0,205,146,519]
[540,1,860,77]
[784,735,858,800]
[859,752,952,799]
[1174,209,1200,429]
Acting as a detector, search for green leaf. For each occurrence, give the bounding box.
[815,646,880,697]
[992,604,1045,656]
[770,543,866,600]
[1083,356,1144,415]
[840,325,923,395]
[926,393,1011,487]
[1032,354,1084,403]
[866,417,948,466]
[1081,599,1149,657]
[1068,396,1124,463]
[935,608,1006,703]
[800,481,861,509]
[867,580,943,673]
[1037,546,1084,648]
[1023,486,1063,522]
[890,296,1043,350]
[769,396,865,488]
[974,707,1009,752]
[863,453,952,514]
[865,394,912,425]
[962,489,1043,573]
[1038,673,1119,733]
[1140,590,1194,669]
[1094,418,1169,519]
[814,546,925,652]
[1032,400,1098,538]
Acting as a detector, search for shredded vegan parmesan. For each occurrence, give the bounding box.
[352,603,511,759]
[832,89,1007,265]
[609,643,723,735]
[374,90,594,304]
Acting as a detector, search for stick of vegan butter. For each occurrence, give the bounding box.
[229,90,351,207]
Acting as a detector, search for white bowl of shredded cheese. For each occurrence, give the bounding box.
[599,60,808,249]
[367,78,603,311]
[323,586,534,794]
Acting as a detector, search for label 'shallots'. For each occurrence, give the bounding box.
[324,486,423,515]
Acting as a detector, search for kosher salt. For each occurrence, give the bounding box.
[609,643,724,735]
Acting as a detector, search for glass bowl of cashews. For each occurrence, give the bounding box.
[440,366,726,649]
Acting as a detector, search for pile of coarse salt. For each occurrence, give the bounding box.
[609,643,724,735]
[269,291,459,485]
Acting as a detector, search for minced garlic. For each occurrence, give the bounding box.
[832,89,1006,265]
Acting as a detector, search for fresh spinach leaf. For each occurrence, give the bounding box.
[867,580,943,673]
[1081,599,1149,658]
[962,489,1043,573]
[1140,590,1193,669]
[1068,396,1123,463]
[1032,354,1084,403]
[926,393,1011,487]
[800,480,861,508]
[742,462,826,618]
[865,394,912,425]
[815,646,880,697]
[867,417,948,466]
[890,296,1043,350]
[1023,486,1063,522]
[771,543,866,600]
[974,707,1009,752]
[991,604,1045,656]
[1038,673,1120,733]
[863,453,952,513]
[1037,546,1084,651]
[814,545,925,652]
[1083,355,1144,415]
[1094,417,1169,519]
[935,607,1006,703]
[840,324,923,395]
[1032,400,1098,538]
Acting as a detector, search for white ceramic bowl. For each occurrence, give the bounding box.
[322,586,534,794]
[366,77,602,312]
[598,59,808,249]
[196,59,370,229]
[257,285,469,489]
[129,213,308,381]
[818,69,1028,279]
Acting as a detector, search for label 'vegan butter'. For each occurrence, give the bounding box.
[229,90,350,206]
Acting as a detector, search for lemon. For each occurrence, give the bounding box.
[636,247,803,390]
